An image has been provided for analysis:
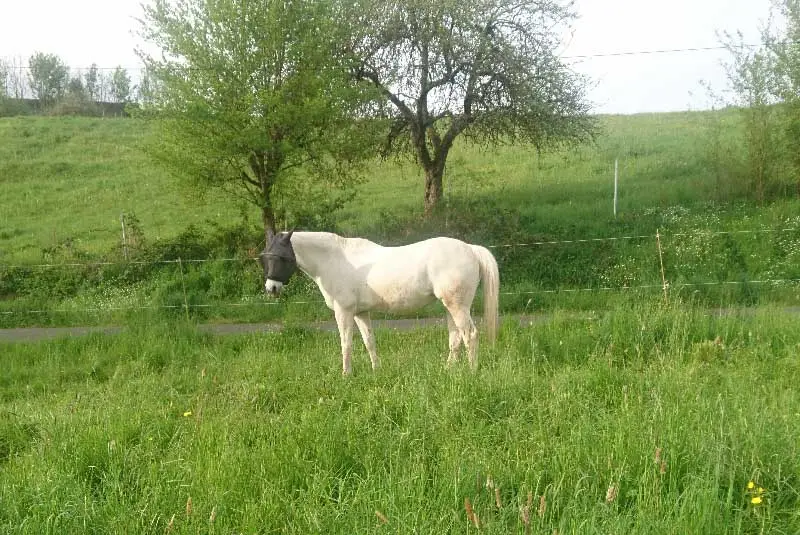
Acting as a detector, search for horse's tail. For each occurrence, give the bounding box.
[470,244,500,345]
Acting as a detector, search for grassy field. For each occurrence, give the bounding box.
[1,304,799,533]
[1,110,800,328]
[2,112,800,533]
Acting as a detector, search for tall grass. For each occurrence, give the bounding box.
[1,304,799,533]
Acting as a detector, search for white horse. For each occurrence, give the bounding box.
[260,231,500,375]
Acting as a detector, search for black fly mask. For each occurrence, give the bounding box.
[260,230,297,296]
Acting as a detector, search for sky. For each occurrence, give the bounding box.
[0,0,777,115]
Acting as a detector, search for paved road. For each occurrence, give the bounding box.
[0,314,555,343]
[1,307,797,343]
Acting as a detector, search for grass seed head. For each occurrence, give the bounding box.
[465,497,480,528]
[606,484,618,504]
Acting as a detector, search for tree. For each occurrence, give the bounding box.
[67,75,85,98]
[135,68,154,104]
[344,0,596,213]
[769,0,800,195]
[136,0,378,239]
[84,63,99,100]
[0,59,8,98]
[110,66,131,103]
[27,52,69,107]
[710,0,800,200]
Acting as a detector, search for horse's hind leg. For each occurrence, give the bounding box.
[445,309,462,366]
[354,313,379,371]
[444,304,478,370]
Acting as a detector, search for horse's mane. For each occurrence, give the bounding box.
[299,231,381,253]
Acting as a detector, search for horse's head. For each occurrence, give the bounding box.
[260,230,296,297]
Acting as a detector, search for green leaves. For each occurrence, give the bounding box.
[27,52,70,106]
[135,0,379,234]
[344,0,596,211]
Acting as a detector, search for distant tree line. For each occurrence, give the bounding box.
[0,52,152,116]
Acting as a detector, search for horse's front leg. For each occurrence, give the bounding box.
[334,305,355,376]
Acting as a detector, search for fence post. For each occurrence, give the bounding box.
[614,158,619,218]
[120,213,128,260]
[656,229,668,303]
[178,257,190,322]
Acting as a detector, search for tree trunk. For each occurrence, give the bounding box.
[262,204,276,246]
[251,148,281,246]
[423,163,445,215]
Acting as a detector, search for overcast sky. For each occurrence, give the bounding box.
[0,0,776,115]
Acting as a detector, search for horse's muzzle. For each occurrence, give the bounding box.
[265,279,283,297]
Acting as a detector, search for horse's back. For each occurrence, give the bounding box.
[345,236,479,312]
[373,237,479,293]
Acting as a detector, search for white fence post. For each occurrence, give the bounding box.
[614,158,619,218]
[120,213,128,260]
[656,229,668,303]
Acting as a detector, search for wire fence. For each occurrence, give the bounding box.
[4,228,799,269]
[2,227,800,319]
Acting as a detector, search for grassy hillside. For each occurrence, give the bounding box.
[1,111,800,327]
[1,305,799,533]
[0,117,241,262]
[0,111,766,260]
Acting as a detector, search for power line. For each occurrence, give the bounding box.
[560,43,763,60]
[0,43,773,73]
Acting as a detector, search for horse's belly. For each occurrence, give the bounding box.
[360,275,435,312]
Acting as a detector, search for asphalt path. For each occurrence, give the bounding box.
[2,307,798,343]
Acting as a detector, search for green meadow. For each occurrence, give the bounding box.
[1,111,800,327]
[2,110,800,533]
[1,305,799,533]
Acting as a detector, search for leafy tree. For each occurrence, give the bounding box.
[67,75,85,98]
[110,66,131,103]
[769,0,800,195]
[344,0,596,213]
[27,52,69,107]
[84,63,99,100]
[135,68,154,104]
[0,59,8,98]
[136,0,378,238]
[97,71,112,102]
[711,0,800,200]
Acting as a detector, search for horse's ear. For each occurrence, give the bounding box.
[267,228,275,244]
[282,229,294,242]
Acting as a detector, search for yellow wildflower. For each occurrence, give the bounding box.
[747,481,755,490]
[183,411,192,417]
[751,496,762,505]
